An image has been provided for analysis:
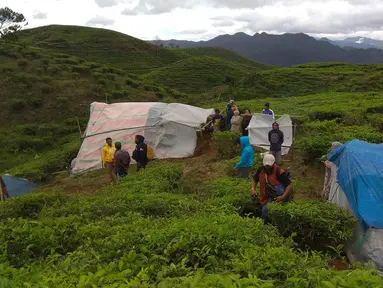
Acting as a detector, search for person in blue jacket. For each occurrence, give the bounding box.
[235,136,254,178]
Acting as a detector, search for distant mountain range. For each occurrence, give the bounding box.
[152,33,383,67]
[319,37,383,50]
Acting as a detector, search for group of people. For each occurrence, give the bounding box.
[102,135,149,183]
[210,101,275,136]
[234,135,292,218]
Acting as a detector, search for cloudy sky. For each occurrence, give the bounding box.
[3,0,383,40]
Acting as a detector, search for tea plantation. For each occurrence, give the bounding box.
[1,163,382,287]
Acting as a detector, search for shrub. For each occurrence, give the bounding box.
[17,59,29,67]
[212,131,241,159]
[309,111,343,121]
[40,84,53,94]
[28,97,43,108]
[72,65,91,74]
[9,99,27,111]
[367,114,383,132]
[72,72,80,80]
[296,136,331,162]
[268,200,356,250]
[111,90,128,98]
[0,193,69,220]
[366,106,383,114]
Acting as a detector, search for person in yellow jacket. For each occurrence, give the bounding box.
[102,137,116,183]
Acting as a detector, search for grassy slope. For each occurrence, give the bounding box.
[16,25,189,73]
[144,56,254,93]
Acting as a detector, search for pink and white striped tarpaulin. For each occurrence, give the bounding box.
[72,102,214,174]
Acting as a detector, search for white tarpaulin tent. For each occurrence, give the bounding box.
[247,113,293,155]
[72,102,214,174]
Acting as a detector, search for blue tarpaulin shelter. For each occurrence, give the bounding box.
[328,140,383,271]
[328,140,383,231]
[1,175,38,197]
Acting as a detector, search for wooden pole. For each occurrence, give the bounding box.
[76,117,83,138]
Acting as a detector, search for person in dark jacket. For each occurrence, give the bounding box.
[268,122,284,165]
[114,142,131,179]
[132,135,148,171]
[241,108,252,136]
[226,100,234,130]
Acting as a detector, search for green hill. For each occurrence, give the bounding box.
[16,25,189,73]
[145,56,254,93]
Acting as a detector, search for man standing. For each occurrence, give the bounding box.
[262,102,275,119]
[0,176,11,201]
[251,154,292,218]
[226,100,235,131]
[114,142,131,179]
[268,122,284,165]
[234,136,254,178]
[132,135,148,171]
[102,137,116,183]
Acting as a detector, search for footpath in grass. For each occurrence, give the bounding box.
[0,162,382,287]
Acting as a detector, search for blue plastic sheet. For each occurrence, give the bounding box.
[2,175,38,197]
[328,140,383,231]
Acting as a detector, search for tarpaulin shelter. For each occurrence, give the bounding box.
[247,114,293,155]
[72,102,214,174]
[328,140,383,271]
[1,175,38,197]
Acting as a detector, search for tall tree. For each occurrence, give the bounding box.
[0,7,28,38]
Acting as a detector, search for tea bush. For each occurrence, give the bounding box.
[296,136,331,162]
[212,131,241,159]
[267,200,356,250]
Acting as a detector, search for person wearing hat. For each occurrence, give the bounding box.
[114,142,131,179]
[268,122,284,165]
[262,102,275,119]
[251,154,292,218]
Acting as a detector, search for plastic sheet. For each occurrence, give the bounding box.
[72,102,214,174]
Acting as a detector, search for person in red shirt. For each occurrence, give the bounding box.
[0,176,11,201]
[251,154,292,218]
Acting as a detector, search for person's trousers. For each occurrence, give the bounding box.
[136,162,147,172]
[105,162,116,182]
[271,150,282,165]
[236,167,251,179]
[116,172,128,180]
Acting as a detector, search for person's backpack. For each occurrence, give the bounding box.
[146,144,155,160]
[265,166,292,199]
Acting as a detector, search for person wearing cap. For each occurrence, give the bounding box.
[262,102,275,119]
[251,154,292,218]
[268,122,284,165]
[234,136,254,178]
[114,142,131,179]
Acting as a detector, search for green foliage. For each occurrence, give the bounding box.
[296,136,331,162]
[0,7,27,38]
[0,163,380,286]
[212,131,241,160]
[268,200,357,250]
[8,99,26,111]
[7,140,80,182]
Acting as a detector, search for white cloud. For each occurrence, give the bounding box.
[94,0,118,8]
[32,11,48,19]
[1,0,383,41]
[87,15,115,26]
